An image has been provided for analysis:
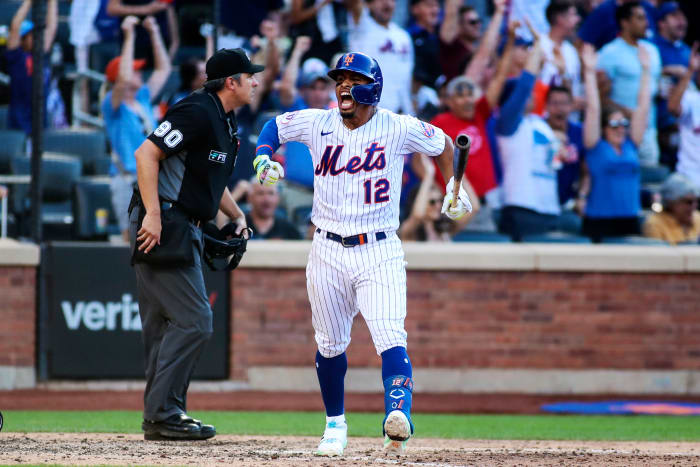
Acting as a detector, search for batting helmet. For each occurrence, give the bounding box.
[327,52,383,106]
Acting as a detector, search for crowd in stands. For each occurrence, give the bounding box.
[1,0,699,245]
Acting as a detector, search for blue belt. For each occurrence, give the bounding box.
[317,228,387,247]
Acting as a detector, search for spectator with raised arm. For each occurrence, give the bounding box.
[290,0,344,65]
[399,154,478,241]
[345,0,414,114]
[408,0,442,90]
[102,15,172,241]
[430,18,516,203]
[540,1,582,110]
[107,0,179,61]
[643,173,700,245]
[667,43,700,187]
[596,1,661,166]
[495,22,565,241]
[578,0,657,50]
[5,0,58,135]
[438,0,482,82]
[463,0,507,88]
[581,43,651,242]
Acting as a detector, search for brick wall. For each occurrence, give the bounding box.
[230,269,700,380]
[0,267,36,367]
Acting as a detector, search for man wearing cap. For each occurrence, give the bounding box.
[643,173,700,245]
[5,0,57,135]
[103,15,171,241]
[130,47,263,440]
[277,36,334,192]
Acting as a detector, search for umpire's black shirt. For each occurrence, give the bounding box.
[147,89,238,221]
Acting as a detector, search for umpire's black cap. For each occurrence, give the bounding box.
[205,48,265,82]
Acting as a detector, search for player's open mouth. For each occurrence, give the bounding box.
[339,91,354,111]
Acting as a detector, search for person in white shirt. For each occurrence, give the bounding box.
[345,0,414,114]
[668,44,700,187]
[539,0,583,110]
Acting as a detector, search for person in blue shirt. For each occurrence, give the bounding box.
[578,0,656,50]
[5,0,58,135]
[652,2,690,165]
[580,43,651,242]
[102,15,171,240]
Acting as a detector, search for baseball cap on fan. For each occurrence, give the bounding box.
[299,58,331,87]
[205,48,265,83]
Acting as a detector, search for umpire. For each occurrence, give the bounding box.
[130,48,263,440]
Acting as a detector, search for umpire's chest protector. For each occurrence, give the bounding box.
[179,90,239,221]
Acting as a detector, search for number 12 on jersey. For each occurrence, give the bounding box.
[363,179,390,204]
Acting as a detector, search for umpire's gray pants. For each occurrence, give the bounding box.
[129,207,213,422]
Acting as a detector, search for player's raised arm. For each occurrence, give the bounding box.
[253,118,285,186]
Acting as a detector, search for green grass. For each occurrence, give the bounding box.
[2,411,700,441]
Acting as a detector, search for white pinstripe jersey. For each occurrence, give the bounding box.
[276,108,445,237]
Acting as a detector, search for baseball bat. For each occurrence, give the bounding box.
[451,133,472,209]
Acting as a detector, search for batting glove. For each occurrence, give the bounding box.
[253,155,285,186]
[441,176,473,220]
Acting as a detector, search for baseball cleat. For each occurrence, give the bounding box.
[315,421,348,457]
[383,410,411,442]
[383,435,407,454]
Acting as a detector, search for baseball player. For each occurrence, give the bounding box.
[253,52,471,456]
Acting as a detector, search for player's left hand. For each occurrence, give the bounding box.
[441,177,473,220]
[253,155,285,186]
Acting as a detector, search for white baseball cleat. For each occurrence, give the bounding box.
[315,421,348,457]
[383,410,411,441]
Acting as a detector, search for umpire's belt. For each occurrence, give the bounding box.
[317,228,387,247]
[160,199,202,227]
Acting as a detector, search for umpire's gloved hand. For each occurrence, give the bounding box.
[441,176,473,220]
[253,155,285,186]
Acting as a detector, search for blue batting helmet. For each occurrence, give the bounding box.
[327,52,383,106]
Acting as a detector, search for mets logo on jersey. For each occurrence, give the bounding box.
[419,121,436,138]
[343,54,355,66]
[281,111,298,124]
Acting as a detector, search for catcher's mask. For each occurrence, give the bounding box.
[202,222,252,271]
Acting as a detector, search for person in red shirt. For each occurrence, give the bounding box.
[429,31,514,198]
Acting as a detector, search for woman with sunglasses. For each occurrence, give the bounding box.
[399,153,479,241]
[580,43,651,242]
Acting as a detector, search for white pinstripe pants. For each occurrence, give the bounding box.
[306,229,408,358]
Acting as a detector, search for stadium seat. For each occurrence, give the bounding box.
[0,105,8,129]
[72,179,119,240]
[640,165,670,184]
[43,129,110,175]
[601,236,668,245]
[10,153,83,239]
[452,230,512,242]
[0,129,26,173]
[522,232,592,243]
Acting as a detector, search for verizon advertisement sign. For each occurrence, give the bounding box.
[42,243,228,379]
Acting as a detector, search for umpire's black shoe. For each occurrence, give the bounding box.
[142,414,216,441]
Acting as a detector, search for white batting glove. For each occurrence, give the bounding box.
[441,176,473,220]
[253,155,285,186]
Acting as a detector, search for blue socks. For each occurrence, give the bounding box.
[381,346,412,380]
[381,346,414,434]
[315,351,347,417]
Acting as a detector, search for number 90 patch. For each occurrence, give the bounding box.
[154,121,183,148]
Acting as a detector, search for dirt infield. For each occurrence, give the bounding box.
[1,433,699,466]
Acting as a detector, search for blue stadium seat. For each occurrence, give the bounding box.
[10,153,82,239]
[0,105,8,130]
[601,236,668,245]
[72,180,120,240]
[452,230,512,242]
[522,232,592,243]
[0,129,26,173]
[43,129,110,175]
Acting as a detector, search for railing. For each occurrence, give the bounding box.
[67,68,106,129]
